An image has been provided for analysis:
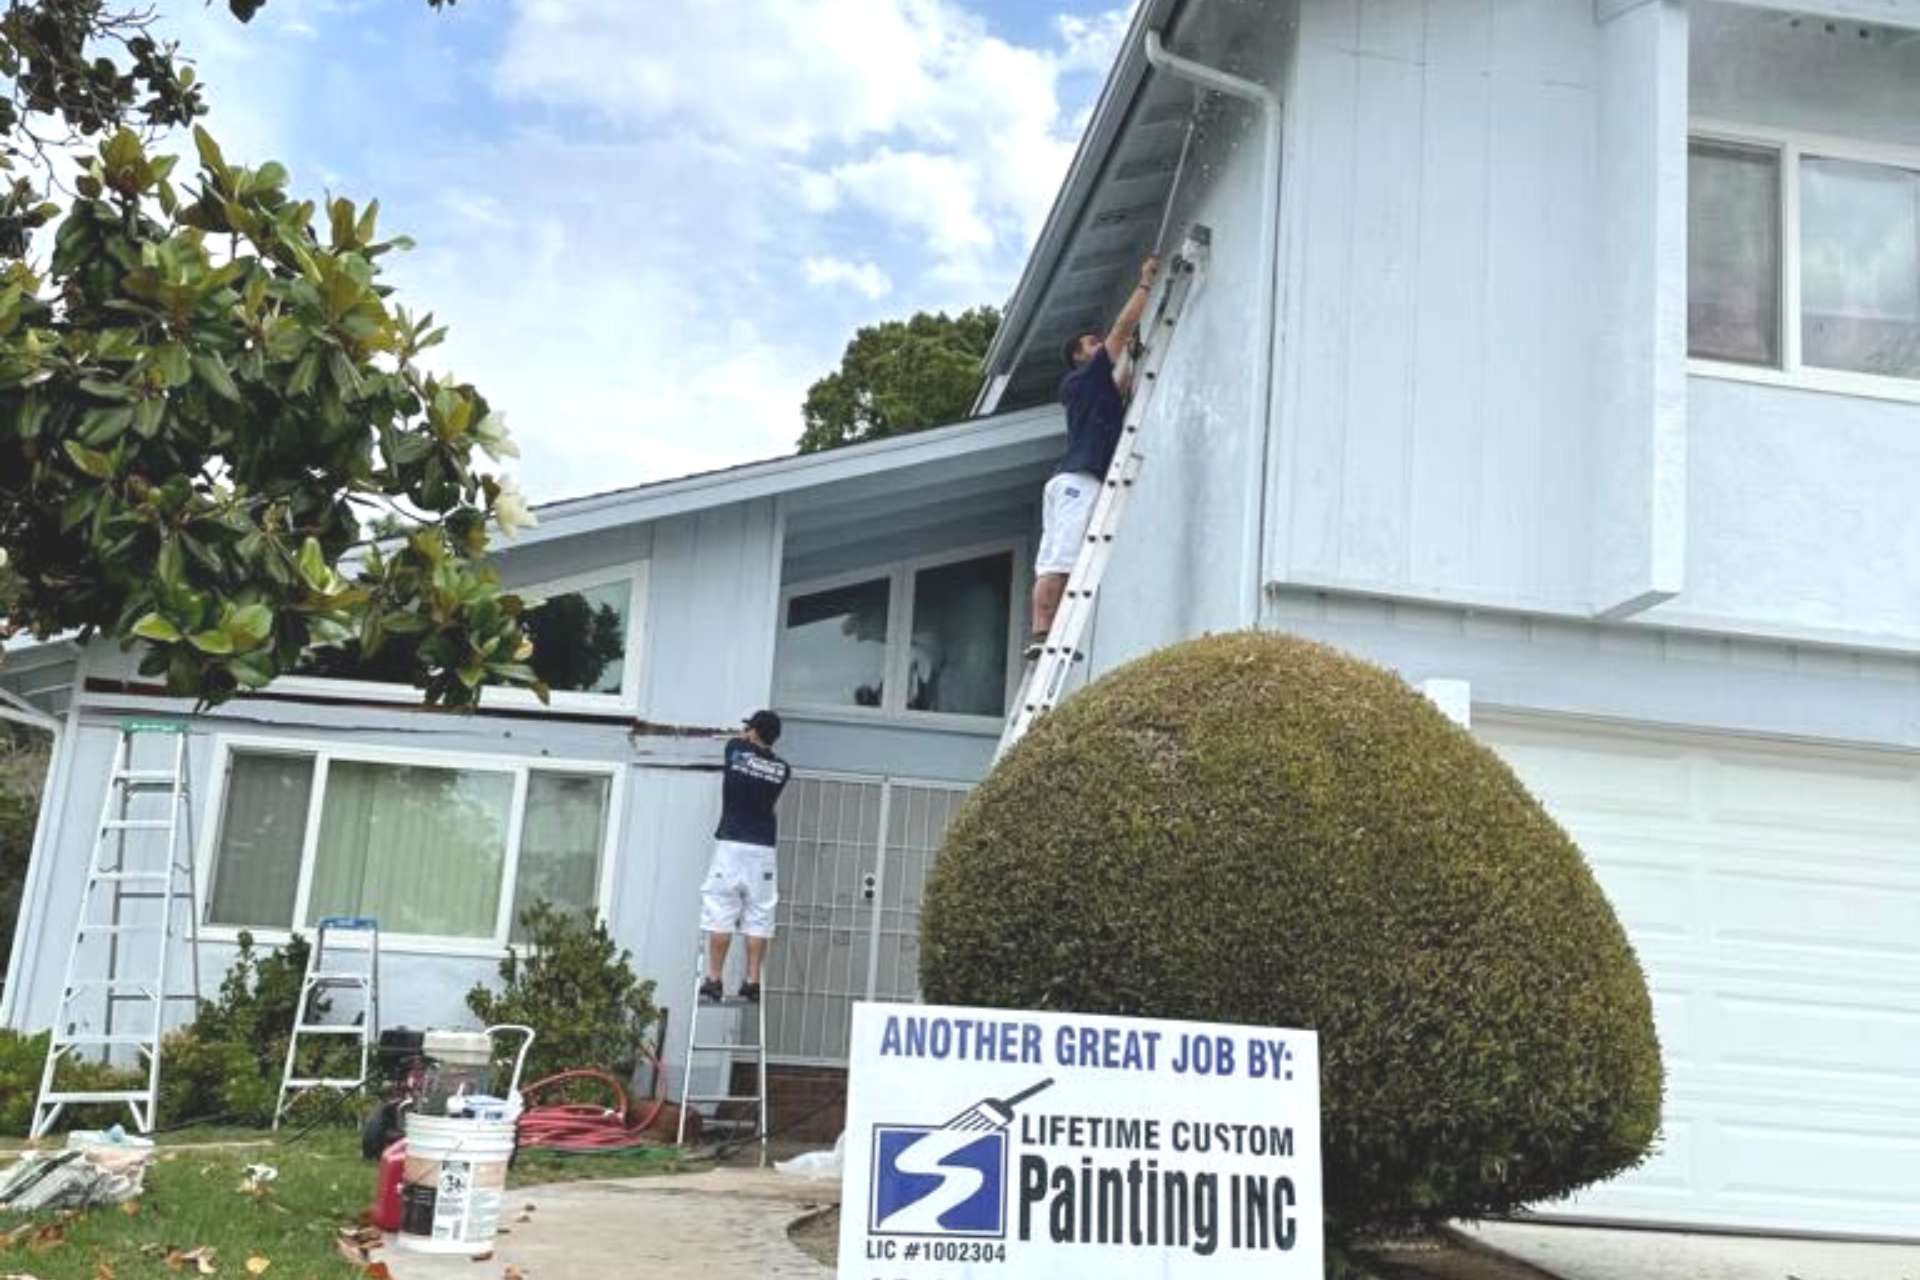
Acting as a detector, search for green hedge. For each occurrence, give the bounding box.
[921,631,1663,1240]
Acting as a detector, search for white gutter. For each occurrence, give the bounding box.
[0,653,80,1029]
[1143,29,1283,628]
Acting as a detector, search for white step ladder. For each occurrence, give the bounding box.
[32,719,202,1138]
[996,224,1212,762]
[274,915,381,1128]
[675,954,770,1166]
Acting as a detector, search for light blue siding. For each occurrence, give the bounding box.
[1270,0,1602,612]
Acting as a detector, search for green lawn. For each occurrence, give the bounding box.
[0,1129,685,1279]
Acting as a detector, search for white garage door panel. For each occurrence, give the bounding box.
[1480,719,1920,1239]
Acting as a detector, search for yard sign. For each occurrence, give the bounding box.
[838,1002,1322,1278]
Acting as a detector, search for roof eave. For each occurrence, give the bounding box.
[517,405,1061,549]
[976,0,1188,398]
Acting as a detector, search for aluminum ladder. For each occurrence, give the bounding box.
[675,953,770,1166]
[32,719,202,1137]
[996,224,1212,762]
[273,915,381,1128]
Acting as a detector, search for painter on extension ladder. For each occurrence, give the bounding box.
[1027,253,1161,661]
[699,710,792,1004]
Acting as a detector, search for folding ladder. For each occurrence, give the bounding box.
[996,224,1212,762]
[32,719,202,1138]
[675,953,770,1166]
[274,915,381,1128]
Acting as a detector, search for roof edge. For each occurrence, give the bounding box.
[976,0,1187,389]
[517,404,1061,549]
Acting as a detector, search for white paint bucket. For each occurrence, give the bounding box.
[395,1112,518,1255]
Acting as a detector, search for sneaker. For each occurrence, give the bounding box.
[699,978,724,1003]
[737,982,760,1004]
[1023,635,1047,663]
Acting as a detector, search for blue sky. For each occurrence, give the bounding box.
[152,0,1134,503]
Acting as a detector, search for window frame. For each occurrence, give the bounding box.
[1688,120,1920,406]
[193,735,625,957]
[270,563,651,714]
[773,538,1029,733]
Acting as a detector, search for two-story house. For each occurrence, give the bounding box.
[5,0,1915,1241]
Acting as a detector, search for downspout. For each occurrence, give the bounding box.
[0,659,80,1030]
[1144,29,1282,629]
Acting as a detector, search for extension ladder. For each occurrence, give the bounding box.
[273,915,381,1128]
[32,720,202,1137]
[996,224,1212,761]
[675,951,770,1166]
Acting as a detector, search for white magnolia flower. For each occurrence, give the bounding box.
[472,412,519,461]
[493,476,538,538]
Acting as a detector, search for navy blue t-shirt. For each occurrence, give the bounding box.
[714,737,791,848]
[1056,346,1125,479]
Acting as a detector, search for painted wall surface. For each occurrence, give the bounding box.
[1267,0,1602,612]
[1651,4,1920,643]
[1089,81,1271,671]
[2,500,784,1062]
[1269,588,1920,752]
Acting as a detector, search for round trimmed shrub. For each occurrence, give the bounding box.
[921,632,1662,1238]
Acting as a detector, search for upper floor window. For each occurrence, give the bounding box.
[289,566,647,711]
[1690,127,1920,396]
[775,543,1021,725]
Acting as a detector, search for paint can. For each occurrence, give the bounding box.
[394,1112,518,1255]
[395,1024,535,1255]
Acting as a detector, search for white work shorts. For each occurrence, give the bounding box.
[1036,471,1100,576]
[701,840,779,938]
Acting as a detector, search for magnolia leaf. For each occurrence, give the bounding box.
[191,351,242,402]
[230,652,276,689]
[131,613,183,643]
[193,125,228,176]
[132,396,166,438]
[296,537,330,592]
[63,440,115,479]
[187,629,234,655]
[157,537,185,588]
[228,603,274,646]
[78,404,135,445]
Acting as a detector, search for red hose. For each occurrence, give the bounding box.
[516,1067,669,1153]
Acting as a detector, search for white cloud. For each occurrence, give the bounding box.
[1057,5,1138,73]
[495,0,1124,278]
[129,1,1135,503]
[803,256,893,300]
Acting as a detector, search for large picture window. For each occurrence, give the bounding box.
[1689,127,1920,397]
[775,543,1021,723]
[286,567,647,711]
[201,741,620,950]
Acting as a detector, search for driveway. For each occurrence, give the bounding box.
[1461,1221,1920,1280]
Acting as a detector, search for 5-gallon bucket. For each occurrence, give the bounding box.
[394,1112,517,1255]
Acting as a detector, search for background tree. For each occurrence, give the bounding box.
[0,0,539,708]
[798,306,998,453]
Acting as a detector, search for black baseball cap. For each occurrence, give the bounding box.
[743,710,782,744]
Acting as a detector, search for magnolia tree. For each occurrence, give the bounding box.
[0,0,538,708]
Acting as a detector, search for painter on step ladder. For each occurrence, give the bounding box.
[699,709,792,1004]
[1028,253,1162,661]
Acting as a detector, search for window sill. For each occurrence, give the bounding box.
[198,925,514,961]
[779,705,1005,738]
[1688,359,1920,406]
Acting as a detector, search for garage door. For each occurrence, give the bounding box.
[1478,717,1920,1239]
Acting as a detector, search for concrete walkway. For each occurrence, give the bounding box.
[1462,1221,1920,1280]
[383,1167,838,1280]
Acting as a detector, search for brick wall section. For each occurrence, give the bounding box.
[730,1062,847,1142]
